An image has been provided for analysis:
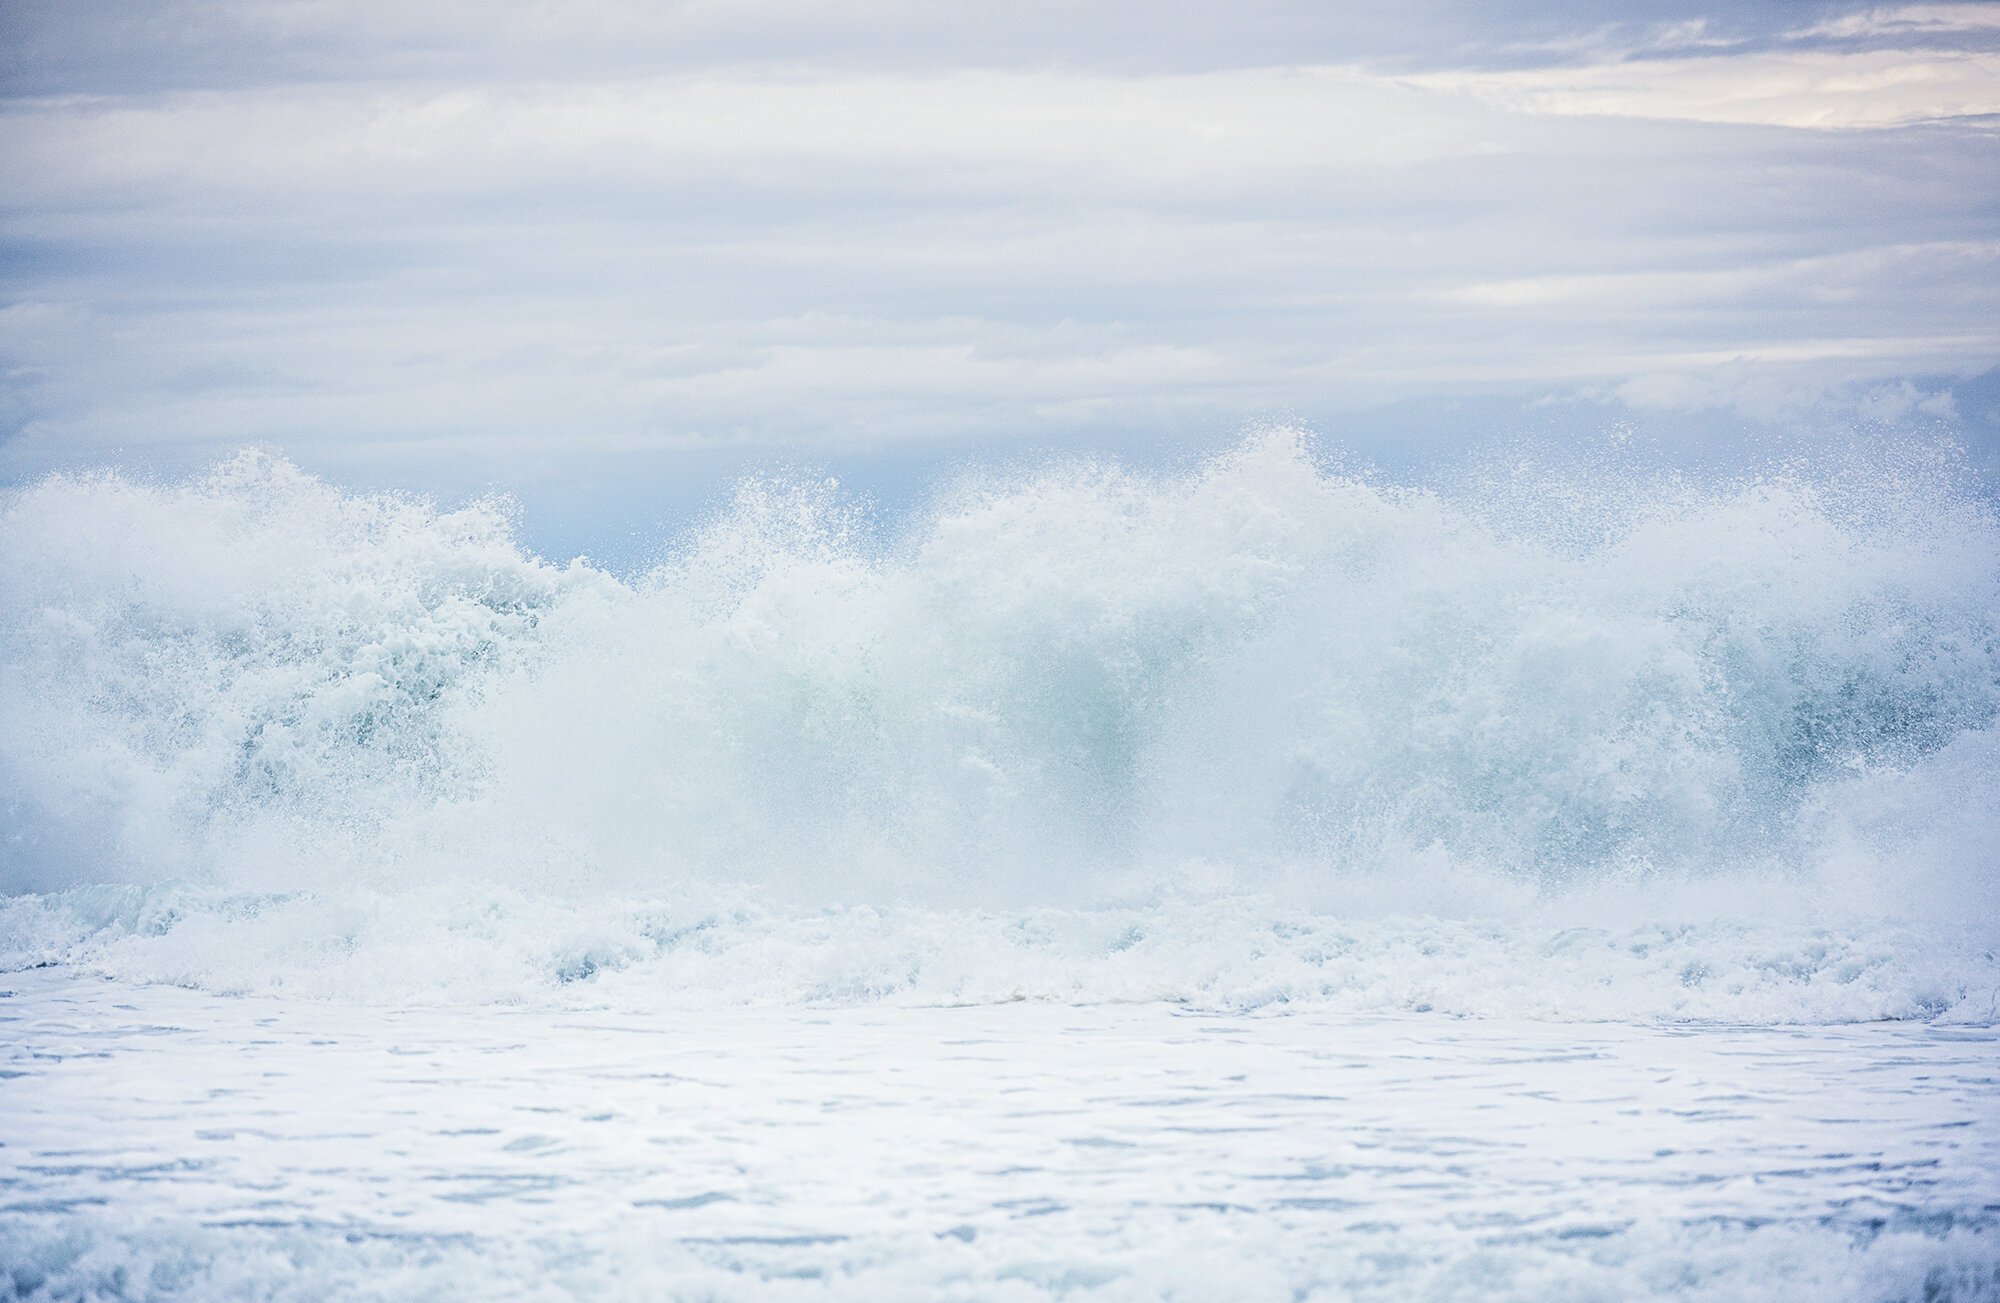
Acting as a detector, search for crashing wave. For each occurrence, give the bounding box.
[3,432,1996,1016]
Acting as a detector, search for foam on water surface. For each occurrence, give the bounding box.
[4,435,1999,1299]
[1,972,1996,1302]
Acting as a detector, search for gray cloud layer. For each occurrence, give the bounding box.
[3,1,1997,547]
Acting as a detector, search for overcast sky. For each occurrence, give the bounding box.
[3,1,1997,558]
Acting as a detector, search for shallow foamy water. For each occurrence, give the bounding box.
[3,971,1996,1302]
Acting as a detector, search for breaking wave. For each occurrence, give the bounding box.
[2,431,1997,1017]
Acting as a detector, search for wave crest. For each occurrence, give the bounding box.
[3,433,1996,1013]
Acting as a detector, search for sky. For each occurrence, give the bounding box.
[3,0,1998,561]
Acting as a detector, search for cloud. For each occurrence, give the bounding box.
[1795,4,2000,43]
[1611,365,1960,424]
[1408,46,2000,128]
[0,2,1889,94]
[2,0,1997,518]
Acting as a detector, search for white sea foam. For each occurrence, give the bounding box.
[3,432,1996,1017]
[4,976,1998,1302]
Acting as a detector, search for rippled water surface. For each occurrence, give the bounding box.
[3,971,1997,1301]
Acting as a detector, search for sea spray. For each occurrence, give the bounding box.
[2,431,1996,1015]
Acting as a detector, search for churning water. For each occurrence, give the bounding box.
[2,431,1998,1299]
[3,430,1996,1017]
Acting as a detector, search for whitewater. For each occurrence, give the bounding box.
[3,430,1999,1299]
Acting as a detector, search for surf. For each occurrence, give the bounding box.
[3,430,1996,1017]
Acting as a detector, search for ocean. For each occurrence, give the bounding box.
[3,431,1998,1299]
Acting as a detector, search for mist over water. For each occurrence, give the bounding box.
[4,431,1997,1018]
